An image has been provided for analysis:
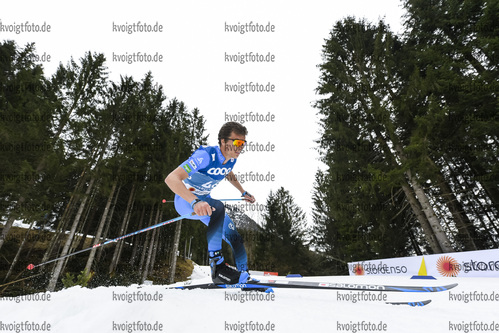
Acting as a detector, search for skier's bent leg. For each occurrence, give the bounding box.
[204,198,248,284]
[205,199,225,253]
[175,195,247,284]
[223,214,248,272]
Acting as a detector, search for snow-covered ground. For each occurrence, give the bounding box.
[1,264,497,333]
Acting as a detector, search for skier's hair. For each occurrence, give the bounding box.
[218,122,248,146]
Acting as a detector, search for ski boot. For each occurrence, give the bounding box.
[209,251,249,285]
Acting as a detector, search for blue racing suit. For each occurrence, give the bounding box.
[174,145,248,272]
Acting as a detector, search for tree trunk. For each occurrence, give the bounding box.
[41,167,87,268]
[139,205,155,273]
[400,182,443,253]
[84,179,118,274]
[108,182,136,274]
[130,205,146,266]
[141,229,157,282]
[368,128,445,253]
[168,219,183,284]
[435,169,477,251]
[149,227,160,276]
[408,228,423,256]
[74,189,98,252]
[142,206,161,282]
[47,176,96,291]
[3,220,35,282]
[96,185,121,263]
[406,169,454,252]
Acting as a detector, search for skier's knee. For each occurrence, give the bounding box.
[210,200,225,217]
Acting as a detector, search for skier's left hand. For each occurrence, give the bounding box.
[242,191,255,203]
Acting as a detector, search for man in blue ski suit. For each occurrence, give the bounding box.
[165,122,255,284]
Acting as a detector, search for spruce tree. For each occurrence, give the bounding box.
[255,187,309,275]
[0,41,56,251]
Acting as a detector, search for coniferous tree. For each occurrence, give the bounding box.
[0,41,56,251]
[312,0,498,268]
[401,0,499,249]
[0,40,210,291]
[312,19,421,270]
[255,187,310,275]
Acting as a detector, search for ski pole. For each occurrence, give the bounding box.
[26,212,195,271]
[162,198,245,203]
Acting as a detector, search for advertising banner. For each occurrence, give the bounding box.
[348,249,499,277]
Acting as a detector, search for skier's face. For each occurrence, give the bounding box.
[221,131,246,160]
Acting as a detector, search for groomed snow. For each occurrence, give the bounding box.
[1,264,497,333]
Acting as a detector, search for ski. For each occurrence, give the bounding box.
[386,299,432,307]
[174,282,436,306]
[176,283,274,292]
[175,280,458,293]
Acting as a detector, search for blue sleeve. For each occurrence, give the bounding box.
[179,149,210,176]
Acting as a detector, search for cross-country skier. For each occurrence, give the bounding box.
[165,121,256,285]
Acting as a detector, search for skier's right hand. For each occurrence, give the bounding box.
[193,201,214,216]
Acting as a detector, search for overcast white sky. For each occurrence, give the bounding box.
[3,0,406,224]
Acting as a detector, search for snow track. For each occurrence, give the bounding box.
[1,265,497,333]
